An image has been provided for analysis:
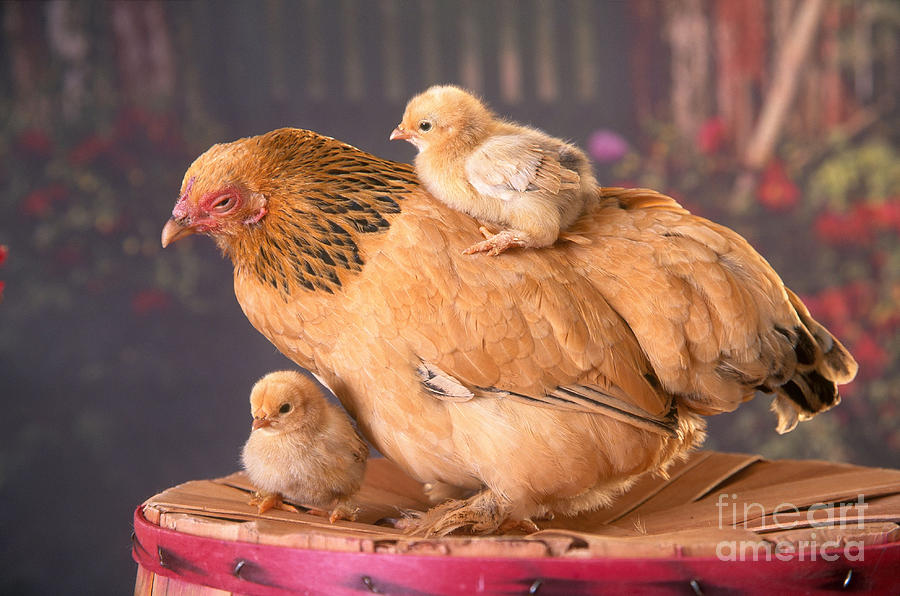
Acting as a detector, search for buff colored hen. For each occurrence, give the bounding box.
[391,85,597,255]
[241,370,368,522]
[162,128,857,536]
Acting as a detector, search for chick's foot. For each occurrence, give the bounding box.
[249,491,300,515]
[301,501,359,523]
[463,230,527,256]
[329,503,359,523]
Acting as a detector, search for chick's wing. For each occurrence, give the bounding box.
[465,135,580,201]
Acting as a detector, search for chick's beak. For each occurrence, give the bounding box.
[161,217,196,248]
[390,126,412,141]
[252,417,272,431]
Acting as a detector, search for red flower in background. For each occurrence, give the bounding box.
[815,198,900,246]
[68,134,112,166]
[21,184,69,217]
[843,280,876,314]
[867,198,900,232]
[131,289,171,315]
[815,210,856,245]
[881,198,900,229]
[806,286,850,326]
[697,117,727,155]
[850,334,889,380]
[17,129,53,158]
[757,160,800,210]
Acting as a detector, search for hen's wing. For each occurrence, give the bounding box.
[361,194,679,437]
[580,187,857,430]
[464,135,580,202]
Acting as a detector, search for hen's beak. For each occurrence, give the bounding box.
[390,126,412,141]
[252,418,272,431]
[161,217,196,248]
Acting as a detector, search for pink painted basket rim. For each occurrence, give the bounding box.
[132,506,900,595]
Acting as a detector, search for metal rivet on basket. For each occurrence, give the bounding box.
[362,575,380,593]
[842,569,853,589]
[157,546,168,569]
[690,579,704,596]
[529,579,543,594]
[233,560,246,578]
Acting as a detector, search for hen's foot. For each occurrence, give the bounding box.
[463,230,527,256]
[499,518,541,534]
[249,491,299,515]
[402,489,539,537]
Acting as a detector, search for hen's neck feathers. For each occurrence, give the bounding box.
[223,129,420,295]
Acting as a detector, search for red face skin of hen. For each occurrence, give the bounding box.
[163,176,267,246]
[173,178,242,230]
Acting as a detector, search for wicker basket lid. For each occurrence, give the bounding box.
[134,450,900,595]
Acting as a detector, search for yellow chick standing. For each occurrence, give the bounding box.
[391,85,597,256]
[241,370,368,522]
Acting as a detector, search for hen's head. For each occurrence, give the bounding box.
[162,128,419,295]
[249,370,326,436]
[161,140,269,249]
[391,85,494,154]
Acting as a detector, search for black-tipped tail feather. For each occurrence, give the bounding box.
[768,289,858,433]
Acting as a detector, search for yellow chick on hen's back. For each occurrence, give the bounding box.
[391,85,597,256]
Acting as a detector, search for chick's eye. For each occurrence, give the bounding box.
[279,403,291,414]
[211,195,235,212]
[418,120,432,132]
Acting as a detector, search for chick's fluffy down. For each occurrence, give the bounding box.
[395,85,597,255]
[241,370,368,509]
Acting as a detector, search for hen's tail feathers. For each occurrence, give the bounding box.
[769,289,859,434]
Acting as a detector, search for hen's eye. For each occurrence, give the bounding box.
[211,195,235,212]
[279,403,291,414]
[418,120,432,132]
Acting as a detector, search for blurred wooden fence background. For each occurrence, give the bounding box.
[5,0,896,161]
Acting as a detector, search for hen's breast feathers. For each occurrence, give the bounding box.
[230,137,854,444]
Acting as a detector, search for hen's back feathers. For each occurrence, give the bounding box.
[597,188,857,432]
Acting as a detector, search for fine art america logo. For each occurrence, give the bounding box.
[715,493,868,562]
